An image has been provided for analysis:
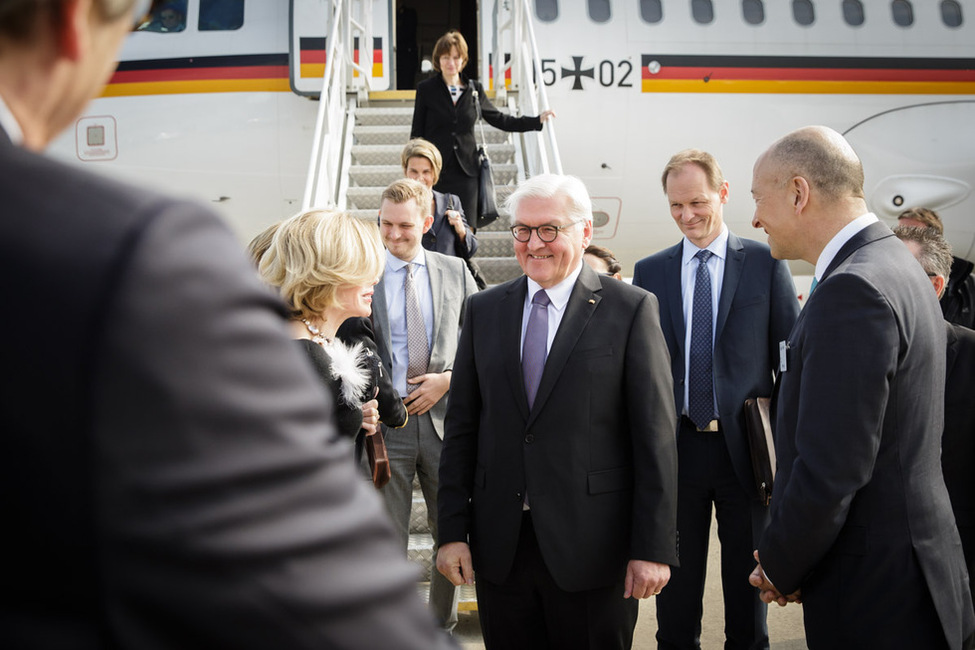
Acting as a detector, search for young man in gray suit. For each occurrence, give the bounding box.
[373,178,478,632]
[0,2,452,648]
[437,174,678,649]
[633,150,799,650]
[749,126,975,649]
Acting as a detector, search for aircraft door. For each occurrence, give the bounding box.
[395,0,478,90]
[846,101,975,260]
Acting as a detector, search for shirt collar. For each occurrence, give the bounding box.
[814,213,878,282]
[385,247,426,272]
[0,93,24,146]
[526,262,584,311]
[681,224,729,265]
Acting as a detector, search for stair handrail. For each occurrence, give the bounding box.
[302,0,374,211]
[491,0,563,177]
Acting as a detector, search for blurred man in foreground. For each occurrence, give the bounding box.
[0,2,452,648]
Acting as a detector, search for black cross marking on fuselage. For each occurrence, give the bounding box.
[561,56,594,90]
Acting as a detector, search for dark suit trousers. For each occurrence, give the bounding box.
[435,159,478,231]
[656,419,768,650]
[475,512,638,650]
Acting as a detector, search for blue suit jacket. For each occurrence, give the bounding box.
[632,232,799,499]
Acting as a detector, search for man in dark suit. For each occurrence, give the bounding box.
[749,126,975,648]
[895,225,975,607]
[0,3,452,648]
[372,179,478,631]
[437,174,678,649]
[633,150,799,650]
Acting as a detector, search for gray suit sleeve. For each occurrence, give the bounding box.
[93,202,454,649]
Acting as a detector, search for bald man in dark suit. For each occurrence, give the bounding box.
[750,126,974,649]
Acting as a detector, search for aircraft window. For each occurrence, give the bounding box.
[640,0,663,23]
[137,1,186,33]
[891,0,913,27]
[941,0,963,27]
[534,0,559,22]
[842,0,865,26]
[792,0,815,25]
[199,0,244,31]
[588,0,611,22]
[742,0,765,25]
[692,0,714,24]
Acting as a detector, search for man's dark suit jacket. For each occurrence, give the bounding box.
[411,74,542,179]
[0,130,450,649]
[422,190,477,260]
[632,232,799,500]
[759,222,975,649]
[945,321,975,598]
[438,265,678,592]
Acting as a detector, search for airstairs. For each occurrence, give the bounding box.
[345,97,528,286]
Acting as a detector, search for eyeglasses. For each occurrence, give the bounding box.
[510,221,580,243]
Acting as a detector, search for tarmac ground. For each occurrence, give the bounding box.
[454,511,807,649]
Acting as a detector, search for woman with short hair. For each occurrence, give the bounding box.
[259,210,405,458]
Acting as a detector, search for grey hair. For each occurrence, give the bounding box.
[506,174,592,225]
[893,225,953,283]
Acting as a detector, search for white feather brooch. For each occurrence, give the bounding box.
[326,339,372,408]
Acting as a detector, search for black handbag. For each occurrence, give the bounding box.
[472,87,500,230]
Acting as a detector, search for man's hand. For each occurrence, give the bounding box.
[749,550,801,607]
[623,560,670,599]
[403,371,451,415]
[437,541,474,587]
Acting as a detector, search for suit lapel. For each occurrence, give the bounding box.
[502,277,532,420]
[528,266,602,424]
[664,245,685,360]
[372,275,393,369]
[716,233,745,343]
[821,221,895,283]
[426,253,445,367]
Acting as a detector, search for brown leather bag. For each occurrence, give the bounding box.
[364,428,391,489]
[744,397,776,506]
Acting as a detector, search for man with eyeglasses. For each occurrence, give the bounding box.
[437,174,678,649]
[633,150,799,650]
[0,2,453,648]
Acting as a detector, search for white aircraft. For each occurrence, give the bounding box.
[49,0,975,279]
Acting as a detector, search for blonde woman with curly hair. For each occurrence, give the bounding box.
[260,210,397,456]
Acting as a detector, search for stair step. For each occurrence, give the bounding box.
[353,125,412,146]
[417,581,479,612]
[355,106,414,126]
[349,164,518,188]
[350,143,516,166]
[408,532,435,574]
[410,492,431,535]
[475,231,515,258]
[475,257,525,285]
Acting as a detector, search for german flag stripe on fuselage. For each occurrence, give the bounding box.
[641,54,975,94]
[102,54,290,96]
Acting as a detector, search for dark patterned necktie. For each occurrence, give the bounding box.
[688,250,715,429]
[522,290,551,409]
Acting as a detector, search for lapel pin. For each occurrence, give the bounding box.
[588,299,596,304]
